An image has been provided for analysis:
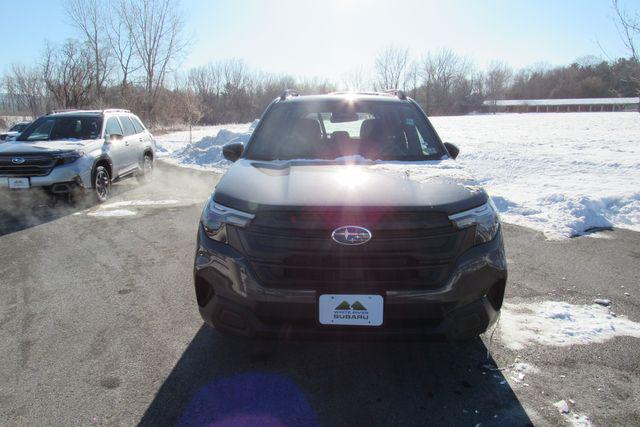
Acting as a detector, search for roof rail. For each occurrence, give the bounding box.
[329,91,381,96]
[279,89,299,100]
[47,108,81,115]
[103,108,131,113]
[382,89,407,100]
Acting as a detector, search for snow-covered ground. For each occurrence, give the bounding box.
[433,113,640,239]
[155,112,640,239]
[500,300,640,350]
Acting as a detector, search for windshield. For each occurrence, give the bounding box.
[244,100,446,161]
[18,116,102,142]
[9,123,28,133]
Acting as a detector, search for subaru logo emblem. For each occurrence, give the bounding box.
[11,157,25,165]
[331,226,372,246]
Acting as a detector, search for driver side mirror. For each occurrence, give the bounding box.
[444,142,459,159]
[106,133,123,144]
[223,142,244,162]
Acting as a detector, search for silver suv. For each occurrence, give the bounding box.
[0,109,155,202]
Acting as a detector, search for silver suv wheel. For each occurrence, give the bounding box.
[94,166,111,202]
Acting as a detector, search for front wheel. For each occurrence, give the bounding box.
[93,166,111,203]
[138,153,153,184]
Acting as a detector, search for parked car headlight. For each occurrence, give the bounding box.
[449,200,500,245]
[57,151,84,165]
[201,197,255,239]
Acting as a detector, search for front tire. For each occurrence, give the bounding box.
[93,166,111,203]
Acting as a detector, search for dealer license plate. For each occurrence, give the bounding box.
[8,178,30,189]
[319,294,383,326]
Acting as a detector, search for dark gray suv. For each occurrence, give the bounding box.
[194,91,507,340]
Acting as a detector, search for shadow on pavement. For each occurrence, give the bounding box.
[0,181,138,237]
[140,326,532,427]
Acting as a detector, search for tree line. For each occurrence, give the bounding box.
[2,0,639,126]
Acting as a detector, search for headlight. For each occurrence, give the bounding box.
[57,151,84,164]
[449,200,500,245]
[201,198,255,239]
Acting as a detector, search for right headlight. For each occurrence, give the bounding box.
[200,197,255,239]
[449,200,500,245]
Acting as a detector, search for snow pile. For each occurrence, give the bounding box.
[499,300,640,350]
[155,121,257,172]
[432,112,640,238]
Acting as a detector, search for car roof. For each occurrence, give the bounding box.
[279,92,409,104]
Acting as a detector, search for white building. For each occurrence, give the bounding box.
[482,97,639,113]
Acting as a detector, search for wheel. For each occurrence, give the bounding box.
[138,153,153,183]
[93,166,111,203]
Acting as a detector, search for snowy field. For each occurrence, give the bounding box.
[155,112,640,239]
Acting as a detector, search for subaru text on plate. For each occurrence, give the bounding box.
[0,109,155,202]
[194,91,507,340]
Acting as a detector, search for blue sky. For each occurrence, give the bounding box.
[0,0,632,80]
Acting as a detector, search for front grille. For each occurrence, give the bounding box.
[0,154,58,177]
[234,208,472,290]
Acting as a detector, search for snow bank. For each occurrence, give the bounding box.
[499,300,640,350]
[155,121,257,172]
[156,113,640,239]
[432,112,640,238]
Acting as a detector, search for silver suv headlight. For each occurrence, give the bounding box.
[56,151,84,164]
[449,200,500,245]
[201,198,255,239]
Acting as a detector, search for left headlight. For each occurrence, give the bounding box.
[449,200,500,245]
[201,198,255,239]
[57,151,84,164]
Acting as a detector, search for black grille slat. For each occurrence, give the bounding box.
[235,208,469,290]
[0,154,58,177]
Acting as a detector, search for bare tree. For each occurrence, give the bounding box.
[421,48,474,114]
[341,66,371,91]
[613,0,640,105]
[65,0,110,100]
[374,45,409,90]
[3,65,48,116]
[108,14,139,92]
[121,0,189,121]
[613,0,639,62]
[404,60,421,99]
[484,61,513,112]
[188,63,222,123]
[43,40,94,109]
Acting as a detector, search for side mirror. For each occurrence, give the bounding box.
[223,142,244,162]
[444,142,459,159]
[106,133,123,144]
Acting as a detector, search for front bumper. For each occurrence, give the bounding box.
[0,158,93,191]
[194,226,507,340]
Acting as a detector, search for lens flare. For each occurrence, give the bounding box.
[333,165,369,188]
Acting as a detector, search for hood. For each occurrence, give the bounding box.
[0,139,102,154]
[213,159,487,215]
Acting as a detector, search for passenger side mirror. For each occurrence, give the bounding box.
[223,142,244,162]
[106,133,123,144]
[444,142,459,159]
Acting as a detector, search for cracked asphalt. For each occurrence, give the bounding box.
[0,163,638,426]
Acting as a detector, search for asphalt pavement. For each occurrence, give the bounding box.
[0,163,638,426]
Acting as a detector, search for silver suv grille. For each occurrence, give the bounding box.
[0,154,58,177]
